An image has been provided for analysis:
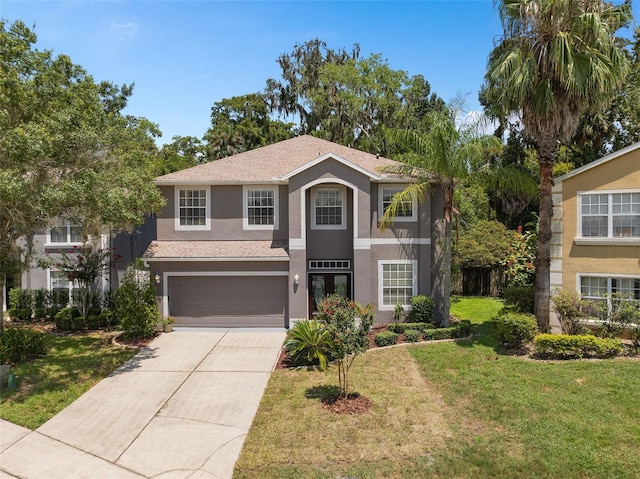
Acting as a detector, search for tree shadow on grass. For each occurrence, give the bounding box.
[304,385,341,401]
[452,320,502,352]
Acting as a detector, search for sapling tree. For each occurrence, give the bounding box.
[316,294,374,398]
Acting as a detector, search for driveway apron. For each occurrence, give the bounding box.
[0,328,286,479]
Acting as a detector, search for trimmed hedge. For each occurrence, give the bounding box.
[494,311,538,348]
[387,322,433,334]
[533,334,623,360]
[409,295,435,323]
[404,329,421,342]
[374,331,399,347]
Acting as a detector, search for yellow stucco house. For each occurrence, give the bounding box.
[550,142,640,331]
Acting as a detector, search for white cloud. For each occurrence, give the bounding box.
[110,22,137,41]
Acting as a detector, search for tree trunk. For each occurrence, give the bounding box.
[534,139,556,332]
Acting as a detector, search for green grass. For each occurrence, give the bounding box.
[235,296,640,479]
[0,332,137,429]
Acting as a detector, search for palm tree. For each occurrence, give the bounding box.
[381,105,534,325]
[485,0,632,331]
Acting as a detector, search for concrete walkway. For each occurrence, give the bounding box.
[0,328,286,479]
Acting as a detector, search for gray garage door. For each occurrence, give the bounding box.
[168,276,287,327]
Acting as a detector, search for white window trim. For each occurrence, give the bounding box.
[311,186,347,230]
[577,189,640,241]
[378,259,418,311]
[576,273,640,301]
[174,186,211,231]
[45,221,84,247]
[243,186,279,230]
[378,184,417,222]
[47,269,76,304]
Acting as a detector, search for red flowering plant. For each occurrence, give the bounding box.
[502,225,537,288]
[38,245,121,318]
[316,294,375,398]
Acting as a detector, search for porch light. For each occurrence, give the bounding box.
[294,274,300,285]
[154,273,161,284]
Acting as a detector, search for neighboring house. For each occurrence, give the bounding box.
[144,135,445,328]
[550,141,640,331]
[10,217,156,308]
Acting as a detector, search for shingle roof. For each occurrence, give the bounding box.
[143,240,289,260]
[154,135,401,184]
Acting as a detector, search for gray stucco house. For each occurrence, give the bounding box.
[144,135,445,328]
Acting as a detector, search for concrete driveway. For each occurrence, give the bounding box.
[0,328,286,479]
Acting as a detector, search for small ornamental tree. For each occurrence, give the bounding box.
[502,225,537,288]
[38,245,120,319]
[316,294,374,398]
[113,266,159,339]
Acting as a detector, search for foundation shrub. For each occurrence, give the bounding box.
[387,322,432,334]
[374,331,398,347]
[8,289,32,321]
[409,295,435,323]
[284,320,333,370]
[501,286,536,314]
[494,311,538,347]
[404,329,421,342]
[54,308,85,331]
[533,334,623,359]
[113,267,159,340]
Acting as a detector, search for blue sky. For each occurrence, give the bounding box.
[2,1,638,145]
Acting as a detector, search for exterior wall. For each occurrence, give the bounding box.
[156,185,289,241]
[552,146,640,331]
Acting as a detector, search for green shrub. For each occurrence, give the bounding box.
[0,327,49,364]
[48,289,69,319]
[404,329,421,342]
[98,310,117,329]
[457,320,472,337]
[284,320,333,369]
[113,268,160,339]
[409,295,435,323]
[494,311,538,348]
[54,308,85,331]
[32,289,49,320]
[374,331,398,347]
[501,286,535,314]
[551,289,590,335]
[533,334,623,360]
[8,289,32,321]
[387,322,432,334]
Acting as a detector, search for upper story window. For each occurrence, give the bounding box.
[244,187,278,230]
[580,192,640,239]
[47,222,83,245]
[176,187,210,231]
[379,184,416,222]
[312,187,346,230]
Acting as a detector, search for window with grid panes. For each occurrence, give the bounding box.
[179,189,207,226]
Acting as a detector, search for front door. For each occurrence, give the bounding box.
[309,273,352,316]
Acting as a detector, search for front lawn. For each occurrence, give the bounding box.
[234,296,640,479]
[0,332,137,429]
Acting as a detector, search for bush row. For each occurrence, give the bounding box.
[375,321,471,347]
[533,334,623,359]
[0,327,49,364]
[54,308,118,332]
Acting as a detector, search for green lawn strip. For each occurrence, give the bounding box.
[0,332,137,429]
[234,346,452,478]
[409,338,640,479]
[450,295,504,324]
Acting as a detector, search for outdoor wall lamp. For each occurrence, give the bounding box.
[154,273,161,284]
[294,274,300,285]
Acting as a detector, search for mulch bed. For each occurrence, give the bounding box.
[321,393,373,415]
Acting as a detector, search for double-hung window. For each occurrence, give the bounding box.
[176,187,210,230]
[49,270,76,304]
[580,275,640,302]
[379,260,417,309]
[312,187,346,229]
[47,222,83,245]
[244,187,278,229]
[379,185,416,221]
[580,192,640,239]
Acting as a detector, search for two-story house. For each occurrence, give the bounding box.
[144,135,444,328]
[550,141,640,330]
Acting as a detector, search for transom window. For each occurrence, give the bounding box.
[379,261,417,309]
[580,192,640,238]
[312,187,345,229]
[580,275,640,301]
[309,260,351,270]
[48,222,82,245]
[176,187,210,230]
[244,187,278,229]
[379,185,416,221]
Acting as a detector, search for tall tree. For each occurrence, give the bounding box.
[380,105,506,325]
[154,135,205,175]
[0,20,164,306]
[485,0,632,330]
[203,93,294,160]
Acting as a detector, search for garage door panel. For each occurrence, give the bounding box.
[168,276,287,327]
